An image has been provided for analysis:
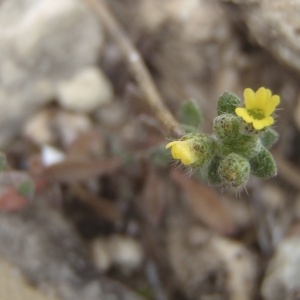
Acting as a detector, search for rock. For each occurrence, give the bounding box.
[24,109,56,145]
[261,236,300,300]
[53,111,92,147]
[96,102,127,128]
[0,201,145,300]
[223,0,300,72]
[24,109,92,148]
[92,235,144,273]
[0,258,60,300]
[57,67,113,113]
[211,237,258,300]
[0,0,103,147]
[41,145,65,167]
[167,212,257,300]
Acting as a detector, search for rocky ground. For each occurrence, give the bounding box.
[0,0,300,299]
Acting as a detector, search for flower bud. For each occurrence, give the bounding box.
[213,113,242,140]
[217,92,242,116]
[166,134,216,167]
[218,153,250,188]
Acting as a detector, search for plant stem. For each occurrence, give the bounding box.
[85,0,183,137]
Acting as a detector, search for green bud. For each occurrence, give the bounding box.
[218,153,250,188]
[166,133,216,167]
[179,100,203,129]
[260,128,279,149]
[217,91,242,116]
[249,148,277,179]
[206,155,222,186]
[183,133,216,168]
[213,113,242,140]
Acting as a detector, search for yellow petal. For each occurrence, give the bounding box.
[255,87,267,110]
[235,107,254,123]
[181,154,196,165]
[166,141,177,149]
[244,88,256,110]
[263,94,280,115]
[252,116,274,130]
[171,143,187,159]
[170,142,196,165]
[271,95,280,107]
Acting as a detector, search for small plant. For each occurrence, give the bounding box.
[166,87,280,189]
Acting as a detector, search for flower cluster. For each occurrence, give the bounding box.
[165,87,280,188]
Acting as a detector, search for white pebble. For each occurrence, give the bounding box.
[57,67,113,113]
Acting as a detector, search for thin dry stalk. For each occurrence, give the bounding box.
[84,0,183,138]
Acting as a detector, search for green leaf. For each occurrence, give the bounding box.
[179,100,202,129]
[260,128,279,149]
[181,124,199,134]
[206,155,223,186]
[249,148,277,179]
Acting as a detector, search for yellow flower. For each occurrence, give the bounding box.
[166,140,197,166]
[235,87,280,130]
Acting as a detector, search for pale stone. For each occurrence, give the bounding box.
[0,0,102,146]
[0,258,60,300]
[41,145,65,167]
[23,110,56,145]
[57,67,113,113]
[261,237,300,300]
[92,235,144,273]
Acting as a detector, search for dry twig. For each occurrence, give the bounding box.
[84,0,183,137]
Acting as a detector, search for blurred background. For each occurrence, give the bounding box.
[0,0,299,299]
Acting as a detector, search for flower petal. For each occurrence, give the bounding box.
[181,154,196,165]
[255,87,267,110]
[252,116,274,130]
[235,107,254,123]
[166,141,177,149]
[244,88,256,110]
[171,143,187,159]
[263,95,280,115]
[271,95,280,107]
[172,143,196,165]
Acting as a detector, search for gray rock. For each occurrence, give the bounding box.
[167,210,257,300]
[0,201,144,300]
[261,236,300,300]
[223,0,300,72]
[0,0,103,146]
